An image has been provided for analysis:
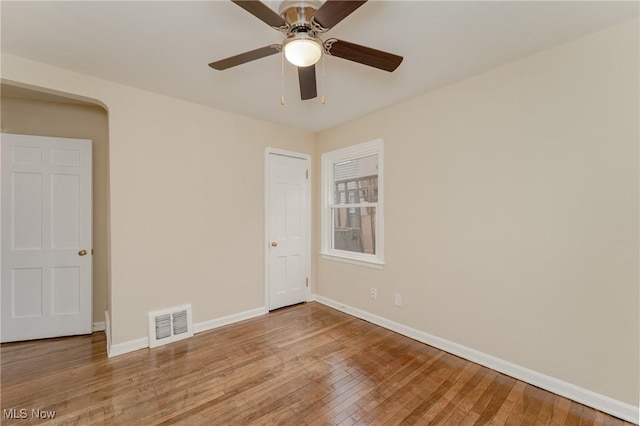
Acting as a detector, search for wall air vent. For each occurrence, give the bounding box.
[148,304,193,348]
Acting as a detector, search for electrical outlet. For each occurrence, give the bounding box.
[394,293,402,307]
[370,288,378,300]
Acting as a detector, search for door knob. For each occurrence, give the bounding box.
[271,242,278,247]
[78,249,88,256]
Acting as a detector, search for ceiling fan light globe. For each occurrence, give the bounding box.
[284,38,322,67]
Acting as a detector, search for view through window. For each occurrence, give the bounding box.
[332,155,378,255]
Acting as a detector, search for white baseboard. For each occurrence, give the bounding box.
[193,307,267,334]
[104,311,111,357]
[312,294,639,424]
[108,336,148,358]
[107,306,268,358]
[92,321,105,332]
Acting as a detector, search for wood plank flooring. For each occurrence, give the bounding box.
[0,302,634,425]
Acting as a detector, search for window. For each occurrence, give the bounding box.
[321,139,384,267]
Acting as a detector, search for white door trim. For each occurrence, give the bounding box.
[264,147,311,310]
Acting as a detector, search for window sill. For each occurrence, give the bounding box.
[320,252,385,269]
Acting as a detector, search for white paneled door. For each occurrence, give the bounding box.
[267,151,310,311]
[1,134,92,342]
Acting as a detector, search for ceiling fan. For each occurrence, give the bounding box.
[209,0,403,101]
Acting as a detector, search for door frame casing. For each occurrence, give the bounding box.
[264,147,312,310]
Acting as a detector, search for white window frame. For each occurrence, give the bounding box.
[321,139,384,268]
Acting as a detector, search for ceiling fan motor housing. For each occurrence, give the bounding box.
[279,0,324,66]
[278,0,322,32]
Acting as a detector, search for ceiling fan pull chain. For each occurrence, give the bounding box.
[281,50,285,105]
[321,54,326,105]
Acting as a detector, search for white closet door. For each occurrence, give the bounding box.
[1,133,92,342]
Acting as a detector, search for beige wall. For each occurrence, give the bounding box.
[315,20,639,406]
[1,94,110,324]
[1,55,315,346]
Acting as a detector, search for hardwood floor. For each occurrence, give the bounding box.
[1,302,634,425]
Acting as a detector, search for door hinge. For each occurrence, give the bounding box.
[306,169,309,179]
[306,278,309,287]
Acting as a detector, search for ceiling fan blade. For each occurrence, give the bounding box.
[312,0,367,30]
[209,45,280,70]
[325,39,403,72]
[298,65,317,100]
[231,0,286,28]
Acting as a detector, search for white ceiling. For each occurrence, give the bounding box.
[1,1,638,132]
